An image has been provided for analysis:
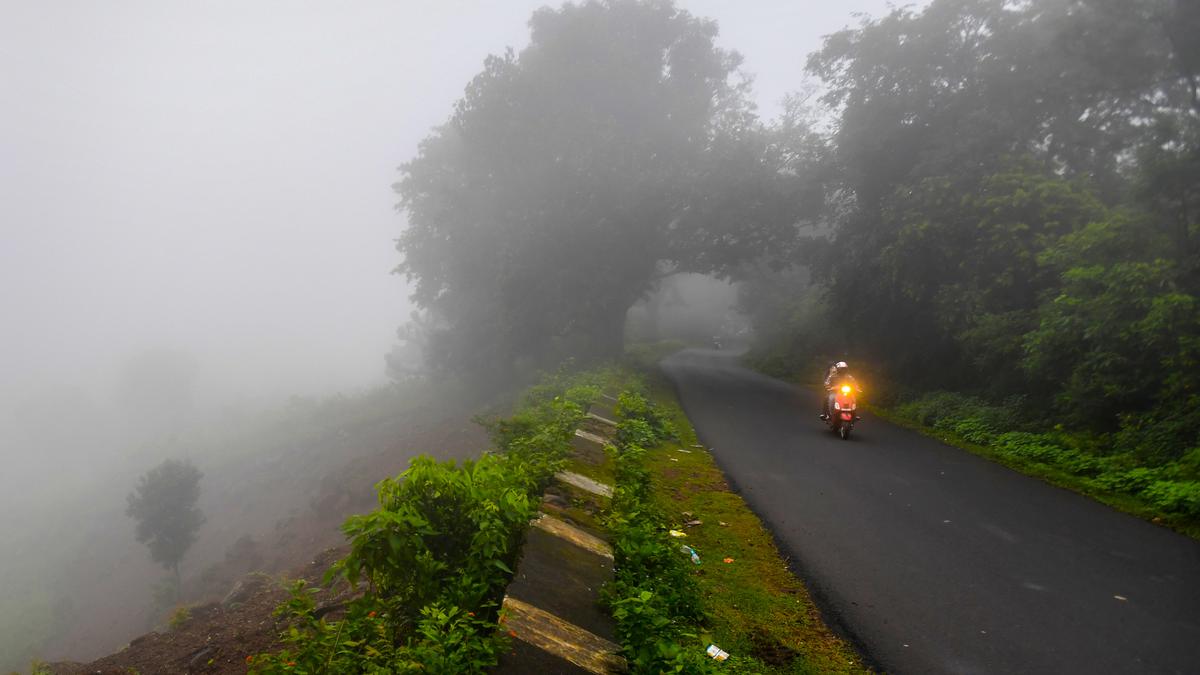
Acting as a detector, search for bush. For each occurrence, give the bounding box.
[251,371,600,674]
[992,432,1068,463]
[892,388,1200,527]
[334,454,537,625]
[1141,481,1200,518]
[167,604,192,631]
[615,391,676,443]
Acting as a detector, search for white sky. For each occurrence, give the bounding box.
[0,0,907,408]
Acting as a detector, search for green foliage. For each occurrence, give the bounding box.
[615,391,676,443]
[125,458,204,579]
[738,0,1200,481]
[603,394,714,674]
[249,580,507,675]
[892,391,1200,523]
[167,604,192,631]
[251,370,601,673]
[333,454,537,628]
[395,0,798,376]
[1142,481,1200,519]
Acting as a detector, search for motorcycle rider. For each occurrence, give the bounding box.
[820,361,860,421]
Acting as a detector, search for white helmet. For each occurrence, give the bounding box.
[835,361,849,373]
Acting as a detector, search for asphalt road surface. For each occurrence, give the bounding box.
[661,349,1200,674]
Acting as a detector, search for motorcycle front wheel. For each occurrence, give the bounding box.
[839,425,851,440]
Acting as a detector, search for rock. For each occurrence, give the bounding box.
[542,493,570,509]
[221,573,267,607]
[187,646,217,669]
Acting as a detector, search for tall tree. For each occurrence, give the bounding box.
[803,0,1199,381]
[126,459,204,587]
[395,0,798,376]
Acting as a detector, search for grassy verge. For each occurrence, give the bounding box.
[618,377,868,674]
[871,401,1200,540]
[745,348,1200,540]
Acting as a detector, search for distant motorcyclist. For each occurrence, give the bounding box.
[820,361,860,421]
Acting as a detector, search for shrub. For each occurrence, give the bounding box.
[167,604,192,631]
[333,454,537,626]
[1141,481,1200,518]
[993,432,1068,463]
[251,370,600,674]
[615,391,676,442]
[936,416,998,445]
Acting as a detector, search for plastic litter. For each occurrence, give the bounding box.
[706,644,730,661]
[668,529,688,538]
[684,519,703,527]
[681,545,701,565]
[723,557,734,564]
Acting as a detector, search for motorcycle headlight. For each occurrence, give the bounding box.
[840,385,852,395]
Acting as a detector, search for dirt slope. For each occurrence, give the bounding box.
[43,396,491,672]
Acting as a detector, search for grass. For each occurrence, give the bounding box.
[640,378,870,674]
[869,403,1200,540]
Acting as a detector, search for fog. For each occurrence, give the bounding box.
[1,0,913,667]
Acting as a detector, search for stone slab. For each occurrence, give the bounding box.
[532,514,613,560]
[555,470,614,498]
[570,429,609,466]
[505,527,616,639]
[500,596,626,674]
[494,635,593,675]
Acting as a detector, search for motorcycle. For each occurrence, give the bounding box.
[826,384,860,440]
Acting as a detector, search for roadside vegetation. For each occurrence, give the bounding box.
[604,378,868,674]
[741,0,1199,535]
[239,360,865,674]
[878,394,1200,537]
[382,0,1198,536]
[247,370,612,673]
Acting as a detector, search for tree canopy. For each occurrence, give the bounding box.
[395,0,799,376]
[391,0,1198,462]
[772,0,1200,460]
[126,458,205,581]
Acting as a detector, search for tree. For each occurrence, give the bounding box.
[798,0,1199,382]
[395,0,799,377]
[126,459,204,587]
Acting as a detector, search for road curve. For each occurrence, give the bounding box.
[661,349,1200,675]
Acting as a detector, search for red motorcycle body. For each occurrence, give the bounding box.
[828,386,858,439]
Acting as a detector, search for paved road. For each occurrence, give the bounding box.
[661,349,1200,674]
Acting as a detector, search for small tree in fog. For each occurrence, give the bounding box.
[126,458,204,587]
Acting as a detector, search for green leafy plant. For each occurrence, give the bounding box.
[251,370,601,673]
[602,393,715,674]
[167,604,192,631]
